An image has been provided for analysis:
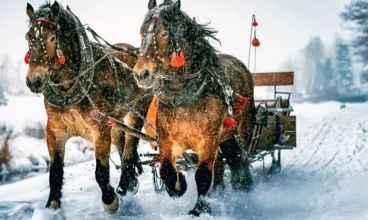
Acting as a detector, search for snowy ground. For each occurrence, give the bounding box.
[0,96,95,180]
[0,98,368,219]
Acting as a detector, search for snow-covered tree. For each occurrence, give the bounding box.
[341,1,368,83]
[303,36,326,95]
[322,58,336,97]
[341,1,368,62]
[333,38,354,94]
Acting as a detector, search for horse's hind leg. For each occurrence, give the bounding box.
[94,126,119,213]
[159,139,187,198]
[219,137,253,191]
[45,124,68,210]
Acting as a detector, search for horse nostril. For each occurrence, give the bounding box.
[27,76,43,92]
[33,77,42,89]
[142,70,150,80]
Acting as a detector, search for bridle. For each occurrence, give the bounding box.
[139,13,202,82]
[138,14,208,106]
[26,10,95,108]
[25,17,64,69]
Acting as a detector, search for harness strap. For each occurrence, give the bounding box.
[156,69,203,81]
[86,25,138,58]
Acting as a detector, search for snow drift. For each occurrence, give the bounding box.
[0,99,367,219]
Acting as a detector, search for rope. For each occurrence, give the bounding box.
[47,51,120,87]
[85,25,138,57]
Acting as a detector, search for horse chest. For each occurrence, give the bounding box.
[59,109,96,141]
[158,94,226,148]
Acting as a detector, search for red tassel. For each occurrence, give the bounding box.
[170,51,185,68]
[252,37,260,47]
[223,117,237,130]
[252,20,258,27]
[56,49,66,65]
[24,51,30,64]
[234,94,250,115]
[108,118,118,126]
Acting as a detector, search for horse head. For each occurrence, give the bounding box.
[25,1,80,93]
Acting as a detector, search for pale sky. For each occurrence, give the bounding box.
[0,0,350,73]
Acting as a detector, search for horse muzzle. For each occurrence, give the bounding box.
[133,69,156,89]
[26,74,46,93]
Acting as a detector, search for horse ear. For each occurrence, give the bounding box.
[148,0,157,10]
[26,3,34,18]
[51,1,60,18]
[173,0,181,13]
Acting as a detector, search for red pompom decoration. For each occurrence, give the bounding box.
[58,57,66,65]
[223,117,237,130]
[24,51,30,64]
[252,37,260,47]
[234,94,250,115]
[56,49,66,65]
[252,20,258,27]
[108,118,118,126]
[170,51,185,68]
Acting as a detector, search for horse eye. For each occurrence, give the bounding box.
[162,32,169,37]
[50,36,56,42]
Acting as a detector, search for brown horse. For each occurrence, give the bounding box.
[133,0,256,216]
[25,2,152,212]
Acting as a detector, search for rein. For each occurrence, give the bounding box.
[85,25,138,58]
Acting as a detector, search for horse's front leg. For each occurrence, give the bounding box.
[94,125,119,213]
[45,121,68,210]
[116,112,144,196]
[117,94,152,196]
[213,150,225,192]
[159,138,188,198]
[189,138,219,217]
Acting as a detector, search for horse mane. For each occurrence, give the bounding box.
[143,3,221,73]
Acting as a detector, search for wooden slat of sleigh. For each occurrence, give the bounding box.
[252,71,294,86]
[144,72,294,149]
[256,115,296,151]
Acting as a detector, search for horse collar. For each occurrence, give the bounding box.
[43,12,95,108]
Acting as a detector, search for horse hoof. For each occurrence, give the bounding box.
[166,172,187,198]
[127,179,139,196]
[188,202,211,217]
[116,177,139,196]
[103,194,119,213]
[45,200,60,210]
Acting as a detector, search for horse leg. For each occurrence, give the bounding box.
[117,94,151,196]
[219,137,253,191]
[159,139,187,198]
[212,150,225,192]
[189,141,217,216]
[117,112,144,196]
[94,126,119,213]
[45,123,68,210]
